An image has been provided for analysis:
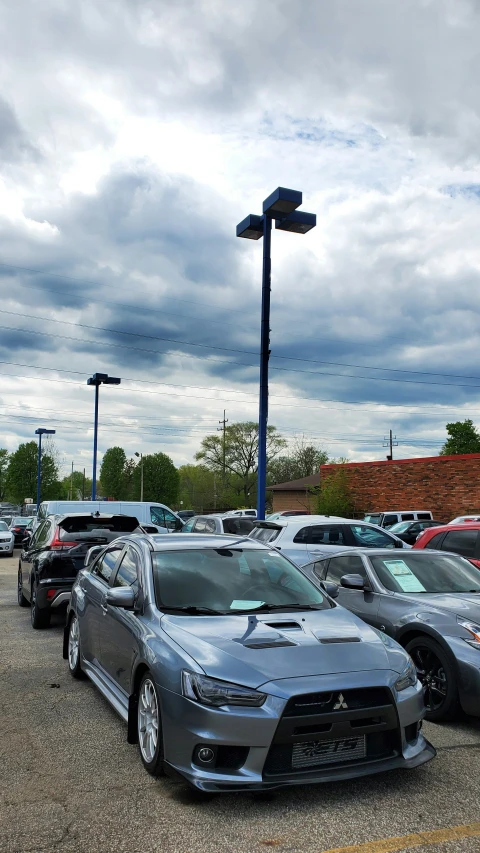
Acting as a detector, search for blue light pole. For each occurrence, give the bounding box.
[87,373,121,499]
[236,188,316,520]
[35,428,56,512]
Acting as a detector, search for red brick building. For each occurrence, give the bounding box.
[268,454,480,521]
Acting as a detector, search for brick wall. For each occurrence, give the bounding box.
[319,454,480,521]
[271,490,318,513]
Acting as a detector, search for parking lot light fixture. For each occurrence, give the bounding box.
[87,373,121,500]
[236,187,315,521]
[34,428,56,512]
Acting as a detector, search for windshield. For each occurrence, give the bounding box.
[364,514,381,525]
[370,553,480,594]
[0,521,8,531]
[152,547,329,613]
[388,521,412,533]
[12,517,28,525]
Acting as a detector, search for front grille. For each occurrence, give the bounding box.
[263,686,399,779]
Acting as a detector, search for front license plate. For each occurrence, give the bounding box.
[292,735,366,769]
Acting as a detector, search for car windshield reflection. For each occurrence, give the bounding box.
[370,553,480,594]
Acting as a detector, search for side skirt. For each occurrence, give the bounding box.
[83,660,129,723]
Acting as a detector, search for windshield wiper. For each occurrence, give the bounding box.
[235,603,323,613]
[161,605,226,615]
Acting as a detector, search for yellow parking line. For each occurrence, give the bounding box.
[321,822,480,853]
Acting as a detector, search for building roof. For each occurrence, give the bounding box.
[267,474,320,492]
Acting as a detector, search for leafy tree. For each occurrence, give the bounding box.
[269,440,329,484]
[0,449,9,501]
[178,464,216,512]
[316,466,354,518]
[59,470,93,500]
[134,452,179,506]
[196,421,287,503]
[440,420,480,455]
[100,447,128,499]
[5,441,60,503]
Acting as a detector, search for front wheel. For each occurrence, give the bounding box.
[17,569,29,607]
[67,615,86,679]
[30,581,51,629]
[137,674,164,776]
[406,636,458,722]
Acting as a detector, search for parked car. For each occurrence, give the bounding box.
[10,516,36,543]
[35,500,183,533]
[364,511,433,529]
[387,520,444,545]
[413,523,480,567]
[249,516,410,566]
[266,511,311,520]
[177,510,195,520]
[63,531,434,789]
[0,520,14,556]
[17,513,142,628]
[300,548,480,721]
[448,515,480,524]
[181,514,255,535]
[226,509,257,518]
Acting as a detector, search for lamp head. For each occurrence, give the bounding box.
[35,428,56,436]
[263,187,302,218]
[275,210,316,234]
[236,214,264,240]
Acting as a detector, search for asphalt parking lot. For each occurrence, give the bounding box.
[2,553,480,853]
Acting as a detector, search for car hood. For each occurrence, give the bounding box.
[399,591,480,620]
[161,608,397,690]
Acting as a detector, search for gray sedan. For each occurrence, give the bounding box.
[300,549,480,722]
[64,533,434,790]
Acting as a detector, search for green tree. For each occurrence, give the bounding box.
[269,440,329,484]
[0,449,9,500]
[178,464,216,512]
[100,447,128,499]
[59,470,93,500]
[196,421,287,503]
[5,441,60,503]
[316,467,354,518]
[440,420,480,455]
[135,452,179,506]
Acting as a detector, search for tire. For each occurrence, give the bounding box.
[137,673,164,776]
[17,568,29,607]
[30,580,51,629]
[67,614,86,679]
[406,636,459,722]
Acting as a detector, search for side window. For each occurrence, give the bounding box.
[93,547,123,583]
[383,515,398,527]
[409,524,421,534]
[294,525,345,545]
[182,518,196,532]
[425,532,445,549]
[313,559,329,580]
[30,521,47,547]
[417,513,432,521]
[36,519,53,548]
[163,509,179,531]
[326,555,368,584]
[400,514,414,521]
[150,507,165,527]
[349,524,396,549]
[113,547,140,593]
[441,530,478,559]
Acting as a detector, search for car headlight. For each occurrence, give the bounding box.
[395,658,418,691]
[457,617,480,649]
[182,671,267,707]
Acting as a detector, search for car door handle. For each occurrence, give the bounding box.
[101,604,108,615]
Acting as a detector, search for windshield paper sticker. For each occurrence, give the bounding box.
[230,600,265,610]
[382,560,426,592]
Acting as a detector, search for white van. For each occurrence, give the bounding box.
[36,500,183,532]
[364,510,433,529]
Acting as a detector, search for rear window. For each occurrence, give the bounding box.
[59,515,139,534]
[251,527,280,544]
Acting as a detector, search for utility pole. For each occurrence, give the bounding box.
[217,410,228,492]
[82,468,86,501]
[383,430,398,460]
[70,461,74,500]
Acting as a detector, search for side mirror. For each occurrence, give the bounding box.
[22,535,31,546]
[84,545,104,567]
[322,581,339,599]
[340,573,366,591]
[105,587,135,608]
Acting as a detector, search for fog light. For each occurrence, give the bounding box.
[197,747,215,764]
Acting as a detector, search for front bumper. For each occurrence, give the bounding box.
[159,670,435,791]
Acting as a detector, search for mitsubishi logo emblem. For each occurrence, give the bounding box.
[333,693,348,710]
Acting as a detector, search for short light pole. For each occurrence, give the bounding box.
[87,373,121,500]
[236,187,316,520]
[34,428,56,512]
[134,452,144,501]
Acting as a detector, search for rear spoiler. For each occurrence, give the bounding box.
[252,521,282,530]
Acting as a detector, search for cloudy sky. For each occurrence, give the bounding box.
[2,0,480,477]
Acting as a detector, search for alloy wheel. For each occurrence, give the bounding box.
[68,617,80,671]
[410,645,448,712]
[138,678,159,764]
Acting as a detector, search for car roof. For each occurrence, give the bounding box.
[126,532,275,552]
[306,547,457,560]
[422,522,480,532]
[255,516,376,530]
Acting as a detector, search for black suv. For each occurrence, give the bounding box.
[17,513,141,628]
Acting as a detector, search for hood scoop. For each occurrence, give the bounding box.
[317,636,361,644]
[233,625,299,649]
[241,638,297,649]
[264,621,302,631]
